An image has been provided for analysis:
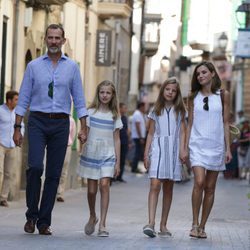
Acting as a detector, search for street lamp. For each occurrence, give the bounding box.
[235,0,250,28]
[160,56,170,72]
[234,1,250,113]
[235,1,250,28]
[218,32,228,52]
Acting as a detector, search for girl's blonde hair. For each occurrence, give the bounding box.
[89,80,119,120]
[153,77,186,118]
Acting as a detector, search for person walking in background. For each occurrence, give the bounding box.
[237,110,247,126]
[143,77,187,238]
[77,80,122,237]
[56,116,76,202]
[238,119,250,179]
[131,102,146,173]
[224,112,239,179]
[185,61,232,239]
[116,103,129,183]
[13,24,88,235]
[0,91,24,207]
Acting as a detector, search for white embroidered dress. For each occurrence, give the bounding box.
[148,108,182,181]
[77,109,123,179]
[189,91,225,171]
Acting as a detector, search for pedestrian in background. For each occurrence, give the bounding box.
[78,80,122,237]
[224,112,239,179]
[143,77,187,238]
[185,61,232,239]
[57,116,76,202]
[238,119,250,179]
[13,24,88,235]
[0,91,24,207]
[116,103,129,183]
[131,102,147,173]
[237,110,247,127]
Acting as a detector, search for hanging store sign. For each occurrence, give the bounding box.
[235,28,250,58]
[95,30,112,66]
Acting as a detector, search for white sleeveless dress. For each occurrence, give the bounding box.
[189,91,225,171]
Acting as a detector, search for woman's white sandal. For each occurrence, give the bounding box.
[189,225,199,238]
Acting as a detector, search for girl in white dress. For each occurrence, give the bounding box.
[143,77,187,238]
[185,61,232,239]
[78,80,122,237]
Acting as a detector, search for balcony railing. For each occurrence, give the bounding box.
[142,42,159,57]
[97,0,132,19]
[141,13,161,57]
[26,0,67,9]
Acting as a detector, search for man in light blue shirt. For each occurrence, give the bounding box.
[0,91,23,207]
[13,24,88,235]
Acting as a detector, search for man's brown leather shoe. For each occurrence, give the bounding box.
[56,197,64,202]
[24,220,36,233]
[39,226,52,235]
[0,200,9,207]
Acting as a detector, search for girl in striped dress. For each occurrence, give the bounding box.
[78,80,122,237]
[143,77,187,238]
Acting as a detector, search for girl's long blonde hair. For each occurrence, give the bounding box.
[89,80,120,120]
[153,77,186,119]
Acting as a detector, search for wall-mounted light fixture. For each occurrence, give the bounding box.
[160,56,170,72]
[235,1,250,28]
[218,32,228,52]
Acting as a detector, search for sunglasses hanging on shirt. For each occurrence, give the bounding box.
[48,81,54,99]
[203,96,209,111]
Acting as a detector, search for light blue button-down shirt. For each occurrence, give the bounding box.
[0,104,24,148]
[16,53,88,118]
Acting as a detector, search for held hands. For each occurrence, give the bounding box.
[78,128,87,144]
[180,148,188,164]
[13,129,23,147]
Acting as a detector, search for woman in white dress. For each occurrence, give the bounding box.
[185,61,232,239]
[143,77,187,237]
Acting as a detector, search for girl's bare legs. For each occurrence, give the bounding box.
[191,167,206,226]
[99,177,110,229]
[160,180,174,232]
[199,170,219,231]
[87,179,98,223]
[148,178,161,227]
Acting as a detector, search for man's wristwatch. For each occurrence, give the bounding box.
[14,124,22,129]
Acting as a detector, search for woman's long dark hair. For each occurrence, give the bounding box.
[189,61,221,100]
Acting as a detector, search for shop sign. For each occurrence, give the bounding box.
[235,28,250,58]
[95,30,112,66]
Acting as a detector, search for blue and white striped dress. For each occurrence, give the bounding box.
[77,108,123,179]
[148,108,182,181]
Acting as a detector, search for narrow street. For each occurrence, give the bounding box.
[0,167,249,250]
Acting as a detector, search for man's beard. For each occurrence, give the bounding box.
[48,47,60,54]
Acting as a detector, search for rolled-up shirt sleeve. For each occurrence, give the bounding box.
[15,64,32,116]
[71,65,88,119]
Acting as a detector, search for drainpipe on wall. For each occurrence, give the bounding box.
[11,0,20,90]
[128,2,133,95]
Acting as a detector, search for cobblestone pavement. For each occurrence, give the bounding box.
[0,168,249,250]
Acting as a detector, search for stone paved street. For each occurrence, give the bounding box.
[0,169,249,250]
